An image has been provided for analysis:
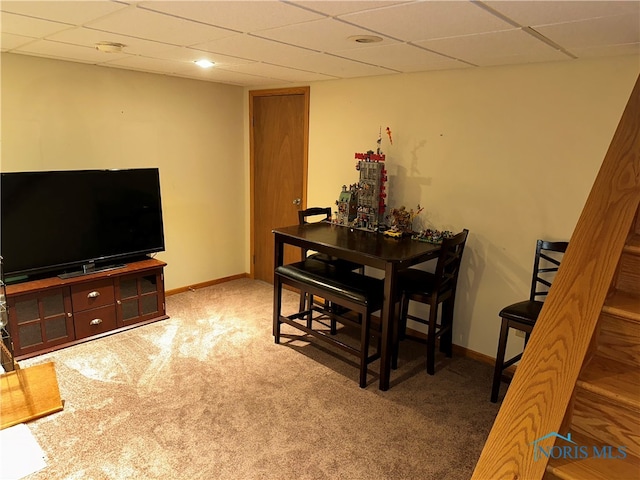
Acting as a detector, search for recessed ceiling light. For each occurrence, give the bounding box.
[194,59,215,68]
[348,35,383,44]
[95,42,125,53]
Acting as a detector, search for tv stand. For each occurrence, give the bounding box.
[5,258,168,360]
[58,262,126,279]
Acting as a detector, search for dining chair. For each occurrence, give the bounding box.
[298,207,363,330]
[490,239,569,403]
[298,207,364,273]
[392,229,469,375]
[274,258,383,388]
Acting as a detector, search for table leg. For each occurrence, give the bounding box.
[273,234,285,338]
[379,262,398,391]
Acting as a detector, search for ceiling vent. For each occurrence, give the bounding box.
[348,35,383,44]
[95,42,125,53]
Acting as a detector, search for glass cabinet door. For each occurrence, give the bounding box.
[117,271,164,327]
[8,288,74,356]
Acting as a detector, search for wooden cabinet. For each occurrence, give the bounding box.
[6,259,167,360]
[8,287,74,357]
[117,270,164,327]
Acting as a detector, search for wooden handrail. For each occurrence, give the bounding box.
[472,74,640,479]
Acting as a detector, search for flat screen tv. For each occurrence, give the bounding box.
[1,168,165,282]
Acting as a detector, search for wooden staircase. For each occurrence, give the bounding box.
[544,212,640,479]
[472,74,640,480]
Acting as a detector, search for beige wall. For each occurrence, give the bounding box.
[303,55,639,358]
[1,53,246,291]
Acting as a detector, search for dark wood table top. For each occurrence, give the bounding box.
[273,222,440,269]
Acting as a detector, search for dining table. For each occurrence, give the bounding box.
[272,221,441,391]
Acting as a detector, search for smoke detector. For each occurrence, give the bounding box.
[95,42,126,53]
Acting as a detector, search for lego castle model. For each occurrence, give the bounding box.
[335,151,387,230]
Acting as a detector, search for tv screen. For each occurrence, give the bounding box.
[1,168,165,281]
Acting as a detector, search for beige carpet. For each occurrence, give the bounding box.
[20,278,501,480]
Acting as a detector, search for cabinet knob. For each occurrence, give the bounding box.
[90,318,103,326]
[67,312,72,318]
[87,291,100,299]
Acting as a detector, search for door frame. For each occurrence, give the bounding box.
[249,86,310,279]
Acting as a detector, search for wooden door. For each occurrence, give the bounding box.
[250,87,309,283]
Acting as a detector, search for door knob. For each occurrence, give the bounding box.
[293,198,301,206]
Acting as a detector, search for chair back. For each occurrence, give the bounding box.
[529,240,569,301]
[433,229,469,295]
[298,207,332,225]
[298,207,332,261]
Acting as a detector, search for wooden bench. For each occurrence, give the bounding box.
[273,259,384,387]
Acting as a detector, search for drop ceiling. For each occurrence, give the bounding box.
[1,0,639,87]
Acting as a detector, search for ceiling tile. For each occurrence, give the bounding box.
[416,29,571,66]
[163,46,254,67]
[570,42,640,58]
[85,5,236,46]
[101,54,191,74]
[485,1,640,27]
[289,1,410,17]
[0,1,128,26]
[282,52,396,78]
[14,39,127,63]
[339,1,515,42]
[1,11,72,37]
[48,25,172,55]
[473,48,571,67]
[335,42,466,72]
[535,14,640,49]
[173,65,280,86]
[218,62,337,82]
[193,33,316,63]
[254,17,396,53]
[47,26,254,66]
[138,1,325,32]
[1,32,37,51]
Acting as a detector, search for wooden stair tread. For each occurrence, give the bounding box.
[546,432,640,480]
[624,232,640,254]
[0,362,64,430]
[578,355,640,411]
[598,312,640,368]
[603,290,640,323]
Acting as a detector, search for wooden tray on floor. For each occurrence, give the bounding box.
[1,362,63,430]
